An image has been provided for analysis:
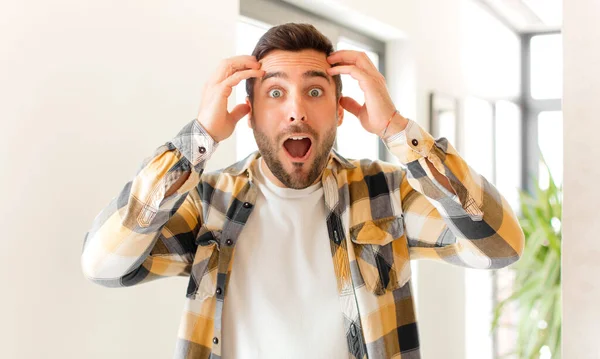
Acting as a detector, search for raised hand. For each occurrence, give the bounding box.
[325,50,408,137]
[196,55,265,142]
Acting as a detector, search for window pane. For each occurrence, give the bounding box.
[493,102,523,359]
[234,19,270,161]
[494,268,519,359]
[463,96,495,359]
[530,34,563,100]
[537,111,563,189]
[495,101,522,211]
[463,97,495,181]
[334,38,380,161]
[431,94,458,146]
[465,269,494,359]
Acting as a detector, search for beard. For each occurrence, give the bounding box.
[250,115,337,189]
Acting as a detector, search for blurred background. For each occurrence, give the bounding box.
[0,0,596,358]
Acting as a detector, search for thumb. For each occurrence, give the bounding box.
[339,96,362,117]
[229,103,251,123]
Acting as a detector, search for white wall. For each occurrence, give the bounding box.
[0,0,238,358]
[562,0,600,357]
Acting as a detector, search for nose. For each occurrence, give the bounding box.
[288,91,306,123]
[289,114,306,122]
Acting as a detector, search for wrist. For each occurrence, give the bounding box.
[380,112,409,141]
[195,118,221,143]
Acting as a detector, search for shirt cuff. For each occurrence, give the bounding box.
[384,118,484,221]
[383,118,434,165]
[168,118,218,173]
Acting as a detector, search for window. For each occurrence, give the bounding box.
[493,100,523,359]
[463,96,496,359]
[523,32,562,193]
[461,3,523,359]
[537,111,563,189]
[530,34,563,100]
[461,95,527,359]
[495,101,522,211]
[492,31,562,359]
[463,97,495,180]
[462,96,523,359]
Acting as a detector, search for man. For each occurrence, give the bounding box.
[81,23,524,359]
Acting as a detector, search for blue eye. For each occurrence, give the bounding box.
[309,88,323,97]
[268,88,323,98]
[268,89,283,98]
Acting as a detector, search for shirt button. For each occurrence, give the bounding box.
[216,287,222,295]
[198,146,206,154]
[243,202,252,208]
[225,239,233,246]
[350,323,357,337]
[411,139,419,146]
[212,337,219,344]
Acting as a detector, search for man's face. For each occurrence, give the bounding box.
[246,49,344,189]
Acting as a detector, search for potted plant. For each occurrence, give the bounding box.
[491,155,562,358]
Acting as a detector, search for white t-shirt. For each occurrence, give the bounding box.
[221,157,348,359]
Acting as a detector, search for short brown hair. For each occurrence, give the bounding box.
[245,22,342,104]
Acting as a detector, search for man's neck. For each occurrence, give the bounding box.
[259,157,323,189]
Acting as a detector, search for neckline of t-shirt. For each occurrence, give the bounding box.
[254,157,323,199]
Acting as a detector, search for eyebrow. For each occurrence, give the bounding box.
[260,70,331,84]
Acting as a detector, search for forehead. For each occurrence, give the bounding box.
[259,49,331,73]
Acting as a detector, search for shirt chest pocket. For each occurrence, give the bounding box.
[349,215,411,296]
[185,229,220,301]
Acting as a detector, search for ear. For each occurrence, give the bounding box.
[245,96,252,128]
[336,97,344,127]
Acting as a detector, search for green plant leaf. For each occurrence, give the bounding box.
[491,154,562,358]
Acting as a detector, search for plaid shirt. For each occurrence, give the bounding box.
[81,117,524,359]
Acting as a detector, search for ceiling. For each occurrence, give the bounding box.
[477,0,562,33]
[279,0,561,35]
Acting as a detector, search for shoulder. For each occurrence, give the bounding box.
[196,151,258,193]
[344,157,406,178]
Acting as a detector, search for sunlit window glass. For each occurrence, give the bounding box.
[495,101,522,211]
[537,111,563,189]
[463,97,495,180]
[463,96,495,359]
[531,34,563,100]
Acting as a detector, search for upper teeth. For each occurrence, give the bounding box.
[289,136,307,140]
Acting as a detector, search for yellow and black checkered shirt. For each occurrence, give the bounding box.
[81,117,524,359]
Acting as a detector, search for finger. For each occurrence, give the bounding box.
[223,55,262,75]
[222,68,265,88]
[326,50,379,76]
[326,65,369,83]
[340,96,362,117]
[211,56,261,84]
[229,103,251,123]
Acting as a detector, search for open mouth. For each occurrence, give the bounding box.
[283,135,313,161]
